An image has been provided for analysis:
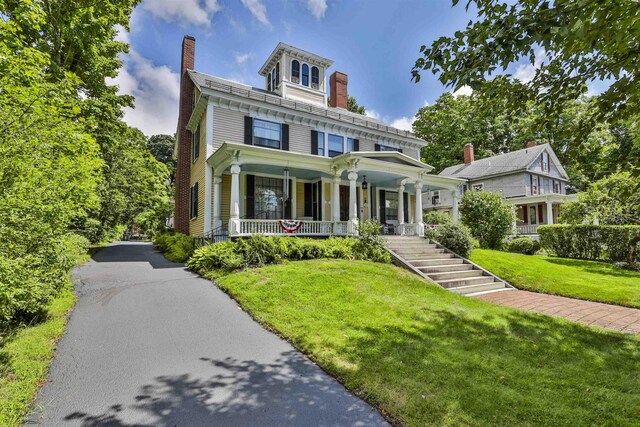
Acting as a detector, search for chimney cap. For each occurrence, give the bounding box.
[183,35,195,41]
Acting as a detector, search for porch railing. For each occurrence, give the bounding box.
[237,220,349,236]
[516,225,539,235]
[396,223,417,236]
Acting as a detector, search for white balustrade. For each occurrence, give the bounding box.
[516,225,539,235]
[237,220,349,236]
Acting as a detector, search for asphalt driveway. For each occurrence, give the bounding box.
[29,242,387,426]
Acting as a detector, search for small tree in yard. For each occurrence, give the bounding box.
[460,191,515,249]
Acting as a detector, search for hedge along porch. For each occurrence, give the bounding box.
[205,142,463,238]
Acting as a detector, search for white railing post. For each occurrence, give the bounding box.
[348,171,359,235]
[414,181,425,236]
[397,183,405,234]
[229,163,241,237]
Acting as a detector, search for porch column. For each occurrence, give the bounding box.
[212,175,222,230]
[414,181,425,236]
[397,183,405,225]
[347,171,358,235]
[332,175,341,235]
[228,163,241,236]
[204,165,213,234]
[451,188,460,224]
[546,198,554,224]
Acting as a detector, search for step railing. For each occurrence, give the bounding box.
[396,223,417,236]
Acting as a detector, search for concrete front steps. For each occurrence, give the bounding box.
[385,235,513,296]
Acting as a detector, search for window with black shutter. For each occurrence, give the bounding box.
[190,183,199,219]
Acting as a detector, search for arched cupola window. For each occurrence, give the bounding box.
[301,63,309,86]
[311,66,319,89]
[271,68,276,91]
[267,71,272,91]
[275,62,280,86]
[291,60,300,83]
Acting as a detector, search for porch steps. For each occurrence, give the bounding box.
[384,236,514,296]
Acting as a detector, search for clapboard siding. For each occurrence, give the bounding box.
[289,123,311,155]
[189,114,207,236]
[220,174,231,225]
[213,108,245,150]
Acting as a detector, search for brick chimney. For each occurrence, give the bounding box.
[527,141,537,148]
[329,71,348,109]
[463,143,474,164]
[174,35,195,234]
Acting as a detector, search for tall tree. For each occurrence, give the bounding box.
[347,96,366,115]
[412,0,640,126]
[147,134,177,180]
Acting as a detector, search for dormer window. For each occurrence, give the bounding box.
[302,63,309,86]
[267,72,272,92]
[291,60,300,83]
[311,66,319,89]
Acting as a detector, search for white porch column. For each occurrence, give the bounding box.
[451,188,460,224]
[397,183,405,225]
[347,171,358,235]
[414,181,425,236]
[546,198,554,225]
[332,175,341,234]
[212,175,222,230]
[204,165,213,235]
[228,163,241,236]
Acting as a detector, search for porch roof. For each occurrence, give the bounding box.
[507,193,577,204]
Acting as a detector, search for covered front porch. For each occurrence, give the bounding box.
[510,194,577,235]
[204,142,462,239]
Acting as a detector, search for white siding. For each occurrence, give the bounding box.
[213,108,244,150]
[289,123,312,155]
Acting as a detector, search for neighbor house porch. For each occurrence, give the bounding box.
[510,194,577,235]
[203,142,462,239]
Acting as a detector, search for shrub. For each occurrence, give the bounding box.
[188,242,246,276]
[423,211,452,226]
[539,224,640,262]
[154,232,196,263]
[459,190,515,249]
[506,237,541,255]
[433,223,474,258]
[354,220,391,263]
[235,235,289,266]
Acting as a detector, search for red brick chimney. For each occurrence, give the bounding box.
[463,143,474,164]
[527,141,537,148]
[174,35,195,234]
[329,71,348,109]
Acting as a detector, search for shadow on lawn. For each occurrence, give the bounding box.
[542,257,640,278]
[341,306,640,426]
[62,351,385,427]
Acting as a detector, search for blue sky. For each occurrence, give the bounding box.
[112,0,538,135]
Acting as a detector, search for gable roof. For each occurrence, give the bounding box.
[439,143,569,180]
[188,70,426,146]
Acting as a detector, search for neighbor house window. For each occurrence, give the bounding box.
[311,66,319,89]
[302,63,309,86]
[529,206,537,224]
[542,152,550,172]
[291,60,300,83]
[190,183,199,219]
[472,183,484,191]
[328,134,344,157]
[192,125,200,162]
[530,175,539,195]
[431,191,440,205]
[255,176,284,219]
[553,180,560,194]
[253,119,281,149]
[317,131,325,156]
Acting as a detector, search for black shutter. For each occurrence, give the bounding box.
[353,138,359,152]
[244,116,253,145]
[379,190,386,222]
[374,143,381,151]
[304,183,313,217]
[246,174,255,219]
[311,130,318,155]
[195,182,199,218]
[281,123,289,151]
[403,192,409,223]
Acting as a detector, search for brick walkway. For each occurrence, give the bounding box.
[476,290,640,334]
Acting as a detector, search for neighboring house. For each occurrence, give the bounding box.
[174,36,462,239]
[424,142,576,235]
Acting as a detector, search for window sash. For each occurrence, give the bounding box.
[301,64,309,86]
[347,138,355,152]
[328,134,343,157]
[317,131,325,156]
[253,119,281,149]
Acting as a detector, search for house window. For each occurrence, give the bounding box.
[192,125,200,162]
[529,206,537,225]
[461,184,469,194]
[190,183,199,219]
[553,180,560,194]
[432,191,440,205]
[472,183,484,191]
[347,137,356,152]
[271,68,276,91]
[267,72,272,92]
[255,176,284,219]
[311,66,319,89]
[275,62,280,87]
[291,60,300,83]
[530,175,539,195]
[317,131,325,156]
[328,134,344,157]
[253,119,281,149]
[542,152,550,172]
[301,63,309,86]
[378,144,401,152]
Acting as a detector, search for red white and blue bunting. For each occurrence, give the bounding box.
[279,220,303,233]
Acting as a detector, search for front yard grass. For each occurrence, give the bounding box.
[217,259,640,426]
[470,249,640,308]
[0,286,76,426]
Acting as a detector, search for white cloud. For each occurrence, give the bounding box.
[141,0,221,27]
[241,0,271,27]
[451,85,473,97]
[390,116,414,132]
[513,48,546,83]
[365,109,381,120]
[306,0,327,19]
[107,42,180,136]
[114,24,130,44]
[235,53,250,65]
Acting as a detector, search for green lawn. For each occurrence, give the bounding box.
[217,259,640,426]
[0,287,77,426]
[470,249,640,308]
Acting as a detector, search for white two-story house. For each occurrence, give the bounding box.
[174,36,462,239]
[423,142,576,235]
